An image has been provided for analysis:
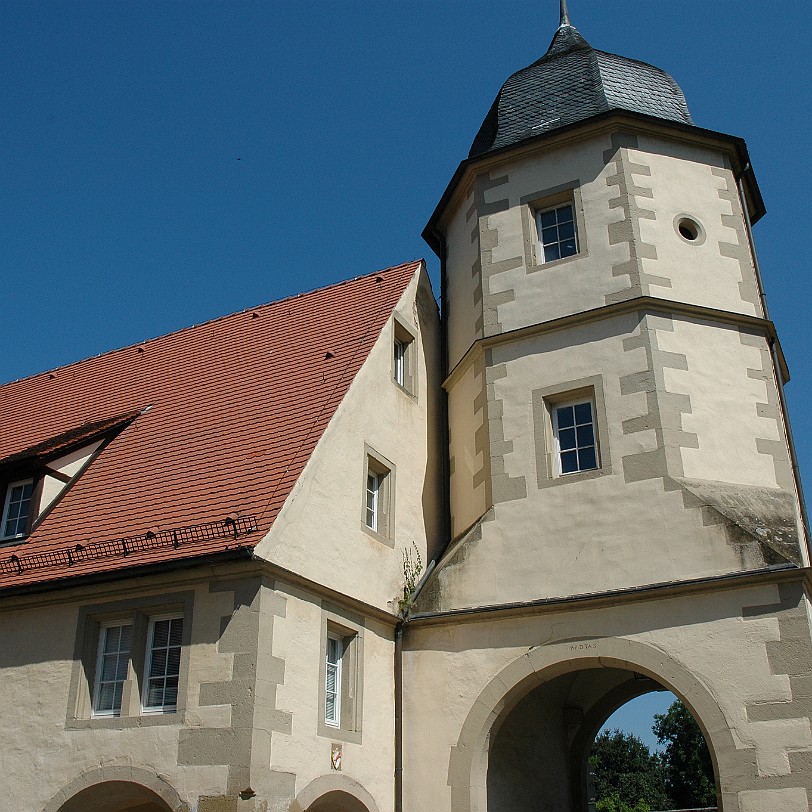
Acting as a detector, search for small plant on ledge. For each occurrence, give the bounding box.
[397,542,423,618]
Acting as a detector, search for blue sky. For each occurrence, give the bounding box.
[2,0,809,748]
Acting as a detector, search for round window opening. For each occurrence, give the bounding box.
[677,217,701,241]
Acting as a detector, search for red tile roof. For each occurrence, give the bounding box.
[0,261,422,591]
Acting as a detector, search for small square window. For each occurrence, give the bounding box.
[143,615,183,713]
[553,399,599,475]
[536,202,578,263]
[92,622,132,717]
[1,478,34,540]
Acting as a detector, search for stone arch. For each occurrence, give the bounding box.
[449,636,751,812]
[43,766,189,812]
[289,774,381,812]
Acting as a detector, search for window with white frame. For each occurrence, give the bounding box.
[319,616,362,742]
[325,633,343,727]
[536,202,578,263]
[363,450,393,539]
[143,615,183,712]
[553,399,598,474]
[365,470,380,532]
[92,622,132,716]
[392,319,416,394]
[1,478,34,540]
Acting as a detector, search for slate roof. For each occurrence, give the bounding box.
[469,21,693,157]
[0,260,422,592]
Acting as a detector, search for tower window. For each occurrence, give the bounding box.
[536,202,578,263]
[553,399,598,474]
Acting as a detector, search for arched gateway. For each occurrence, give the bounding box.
[450,640,729,812]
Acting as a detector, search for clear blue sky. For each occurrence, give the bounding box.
[2,0,809,746]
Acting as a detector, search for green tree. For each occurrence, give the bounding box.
[590,729,671,812]
[653,700,717,808]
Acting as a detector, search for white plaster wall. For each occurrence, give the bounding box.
[634,137,761,317]
[430,313,754,611]
[484,135,626,330]
[658,319,780,487]
[445,183,481,370]
[270,581,395,812]
[256,265,443,613]
[447,360,488,538]
[403,583,812,812]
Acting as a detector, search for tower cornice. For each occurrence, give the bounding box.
[442,295,788,392]
[423,110,765,257]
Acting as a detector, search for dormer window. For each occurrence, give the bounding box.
[1,479,35,540]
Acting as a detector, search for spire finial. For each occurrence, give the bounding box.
[559,0,571,27]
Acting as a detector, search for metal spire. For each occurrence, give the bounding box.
[559,0,572,27]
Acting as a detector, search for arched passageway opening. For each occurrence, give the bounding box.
[56,780,174,812]
[487,666,719,812]
[305,790,374,812]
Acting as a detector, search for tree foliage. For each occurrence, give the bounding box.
[653,700,717,808]
[591,699,718,811]
[590,729,670,812]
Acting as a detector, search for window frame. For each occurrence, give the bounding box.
[318,607,364,743]
[362,446,395,545]
[392,316,417,396]
[324,632,343,727]
[1,477,36,541]
[520,182,587,272]
[531,376,611,488]
[67,592,193,730]
[91,620,133,718]
[142,613,184,714]
[551,398,599,475]
[535,201,579,264]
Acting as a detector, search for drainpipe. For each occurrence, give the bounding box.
[394,620,404,812]
[736,166,811,562]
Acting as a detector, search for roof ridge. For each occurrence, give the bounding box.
[0,260,424,389]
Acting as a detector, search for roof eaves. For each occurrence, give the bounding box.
[0,545,255,599]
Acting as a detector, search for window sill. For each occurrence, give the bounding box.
[527,252,584,274]
[0,535,28,548]
[66,710,185,730]
[360,522,395,548]
[317,719,362,744]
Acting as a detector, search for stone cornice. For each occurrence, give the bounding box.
[443,296,788,390]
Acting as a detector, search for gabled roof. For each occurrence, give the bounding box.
[0,260,422,592]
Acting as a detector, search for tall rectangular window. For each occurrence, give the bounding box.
[536,202,578,263]
[553,400,598,474]
[1,479,34,539]
[393,340,406,387]
[365,471,380,532]
[144,616,183,712]
[325,634,343,727]
[93,623,132,716]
